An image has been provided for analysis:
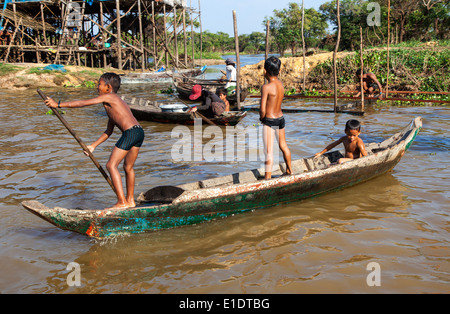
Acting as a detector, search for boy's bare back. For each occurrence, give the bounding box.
[261,78,284,119]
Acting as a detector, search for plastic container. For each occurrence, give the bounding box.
[159,104,188,113]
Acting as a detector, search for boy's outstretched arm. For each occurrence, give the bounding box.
[315,137,344,157]
[45,94,108,109]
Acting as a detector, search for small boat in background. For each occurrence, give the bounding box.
[21,118,422,238]
[172,74,248,108]
[121,95,247,126]
[121,66,207,84]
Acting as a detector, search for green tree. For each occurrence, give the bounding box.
[266,2,328,56]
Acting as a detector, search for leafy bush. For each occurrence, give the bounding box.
[309,49,450,94]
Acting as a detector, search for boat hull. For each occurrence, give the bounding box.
[121,95,247,126]
[21,118,422,238]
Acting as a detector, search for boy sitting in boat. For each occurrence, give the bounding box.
[189,84,226,118]
[260,56,293,179]
[44,72,144,209]
[315,119,368,164]
[217,88,230,112]
[355,69,384,99]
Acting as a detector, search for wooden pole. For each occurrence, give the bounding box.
[190,1,195,68]
[138,0,144,70]
[233,10,241,110]
[183,8,188,68]
[152,1,157,70]
[198,0,203,66]
[174,6,179,67]
[100,2,107,68]
[163,4,168,68]
[386,0,390,99]
[360,25,364,111]
[40,3,48,46]
[302,0,306,92]
[4,19,20,62]
[265,20,269,84]
[116,0,122,70]
[36,89,116,194]
[333,0,341,113]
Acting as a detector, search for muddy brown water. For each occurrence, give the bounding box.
[0,85,448,294]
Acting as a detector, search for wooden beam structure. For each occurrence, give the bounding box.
[0,0,202,71]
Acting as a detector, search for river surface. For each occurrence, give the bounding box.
[0,62,449,294]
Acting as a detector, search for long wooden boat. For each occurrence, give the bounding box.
[21,117,422,239]
[121,66,207,84]
[122,95,247,126]
[172,75,248,108]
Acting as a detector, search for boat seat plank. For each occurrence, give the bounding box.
[199,169,262,189]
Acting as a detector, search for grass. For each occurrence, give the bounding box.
[0,63,21,75]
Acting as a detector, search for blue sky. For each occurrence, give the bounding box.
[196,0,330,35]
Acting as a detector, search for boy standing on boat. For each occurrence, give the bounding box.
[44,72,144,209]
[260,56,293,179]
[314,119,368,164]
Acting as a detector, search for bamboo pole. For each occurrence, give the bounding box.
[183,8,188,67]
[248,94,450,104]
[198,0,203,66]
[40,3,48,46]
[360,25,364,111]
[36,89,116,194]
[100,2,107,68]
[280,89,450,95]
[138,0,144,70]
[333,0,341,113]
[173,6,178,67]
[265,20,269,84]
[233,10,241,110]
[4,19,20,62]
[116,0,122,70]
[386,0,391,99]
[301,0,306,92]
[152,1,157,69]
[163,4,168,68]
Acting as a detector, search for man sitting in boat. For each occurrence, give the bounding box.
[314,119,368,164]
[189,84,226,118]
[355,69,384,99]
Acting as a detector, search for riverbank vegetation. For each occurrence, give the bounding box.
[196,0,449,57]
[307,48,450,101]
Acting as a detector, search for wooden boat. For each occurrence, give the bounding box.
[21,117,422,239]
[121,66,207,84]
[172,75,248,108]
[122,95,247,126]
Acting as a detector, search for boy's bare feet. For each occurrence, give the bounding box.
[105,201,129,210]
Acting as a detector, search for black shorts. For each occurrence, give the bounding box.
[261,116,286,129]
[115,125,144,151]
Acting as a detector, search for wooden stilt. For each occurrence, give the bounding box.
[116,0,122,70]
[333,0,341,113]
[233,10,241,110]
